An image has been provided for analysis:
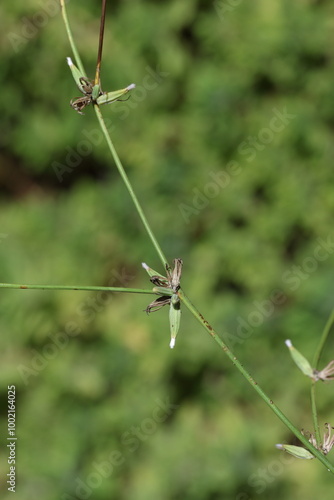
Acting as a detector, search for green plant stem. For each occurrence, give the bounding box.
[94,104,168,269]
[312,308,334,369]
[60,0,168,271]
[311,381,321,446]
[59,0,334,472]
[179,288,334,473]
[59,0,86,76]
[310,307,334,446]
[94,0,107,87]
[0,283,154,294]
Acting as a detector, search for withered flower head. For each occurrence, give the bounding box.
[143,259,183,348]
[302,423,334,455]
[312,360,334,382]
[143,259,183,314]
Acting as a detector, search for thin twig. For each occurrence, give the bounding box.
[94,103,169,269]
[59,0,86,77]
[310,307,334,446]
[311,381,321,446]
[179,289,334,473]
[94,0,107,87]
[0,283,154,294]
[59,0,334,474]
[312,308,334,369]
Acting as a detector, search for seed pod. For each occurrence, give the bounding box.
[285,339,314,378]
[97,84,136,106]
[92,84,101,101]
[142,263,168,282]
[275,443,314,460]
[169,295,181,349]
[67,57,88,93]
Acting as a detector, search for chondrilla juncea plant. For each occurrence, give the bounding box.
[1,0,334,479]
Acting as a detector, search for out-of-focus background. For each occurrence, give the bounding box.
[1,0,334,498]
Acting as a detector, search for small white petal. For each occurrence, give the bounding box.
[275,444,284,450]
[142,262,149,270]
[67,57,73,66]
[285,339,292,348]
[170,338,175,349]
[127,83,136,90]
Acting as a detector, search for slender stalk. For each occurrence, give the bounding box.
[59,0,86,77]
[94,103,168,269]
[179,289,334,472]
[94,0,107,87]
[59,0,334,473]
[310,307,334,446]
[0,283,154,294]
[59,0,168,270]
[311,382,321,446]
[312,308,334,369]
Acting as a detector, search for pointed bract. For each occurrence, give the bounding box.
[96,84,136,106]
[169,295,181,348]
[275,443,314,460]
[67,57,88,93]
[285,339,314,378]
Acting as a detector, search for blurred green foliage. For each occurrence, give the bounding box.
[1,0,334,498]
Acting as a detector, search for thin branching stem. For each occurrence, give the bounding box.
[60,0,168,270]
[94,104,168,269]
[179,289,334,472]
[58,0,334,473]
[94,0,107,87]
[312,308,334,369]
[59,0,86,77]
[311,381,321,446]
[310,307,334,446]
[0,283,154,294]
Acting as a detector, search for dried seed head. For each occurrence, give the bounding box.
[313,360,334,382]
[301,423,334,455]
[321,423,334,454]
[143,259,183,347]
